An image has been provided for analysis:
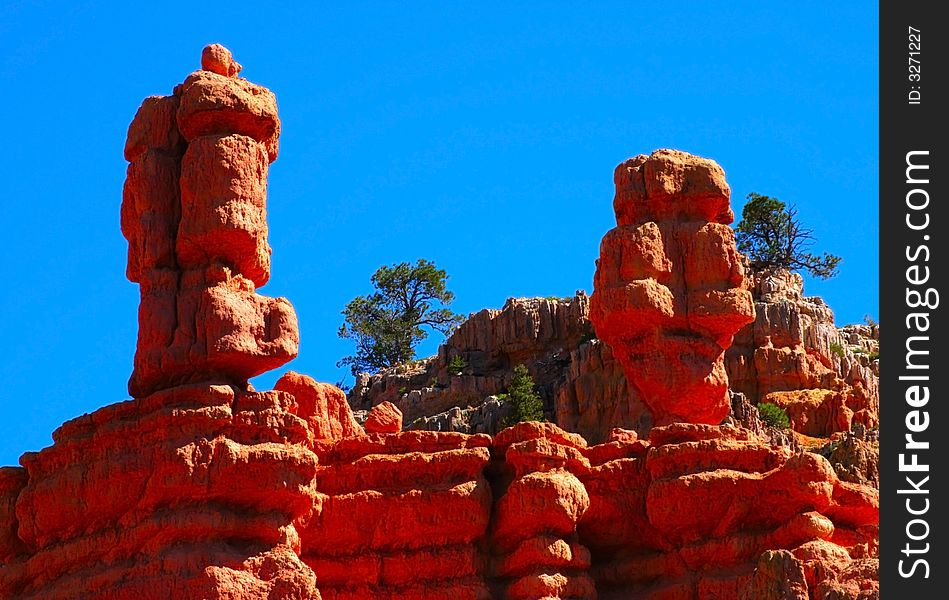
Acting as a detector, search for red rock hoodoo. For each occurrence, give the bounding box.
[0,49,878,600]
[122,41,292,398]
[590,149,756,426]
[1,45,318,600]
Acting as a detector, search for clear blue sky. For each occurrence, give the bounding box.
[0,2,878,466]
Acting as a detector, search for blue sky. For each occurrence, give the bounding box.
[0,2,878,466]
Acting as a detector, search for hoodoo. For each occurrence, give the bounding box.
[0,47,878,600]
[590,149,756,425]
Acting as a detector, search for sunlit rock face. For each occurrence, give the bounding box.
[0,56,879,598]
[121,42,296,399]
[591,149,755,426]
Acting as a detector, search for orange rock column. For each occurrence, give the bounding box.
[590,149,755,425]
[122,43,297,398]
[0,46,319,600]
[491,424,596,599]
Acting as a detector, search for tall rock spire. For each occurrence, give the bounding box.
[121,44,297,398]
[590,149,755,425]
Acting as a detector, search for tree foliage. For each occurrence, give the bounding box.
[757,402,791,430]
[505,364,545,424]
[338,259,463,375]
[735,193,841,280]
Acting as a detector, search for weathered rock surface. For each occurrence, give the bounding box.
[492,423,596,599]
[1,46,313,600]
[301,430,493,599]
[302,413,878,598]
[590,149,756,425]
[4,408,877,598]
[406,395,513,434]
[365,401,403,434]
[351,295,603,424]
[1,384,322,599]
[350,293,655,444]
[351,167,878,447]
[726,267,880,436]
[554,338,651,442]
[274,370,364,442]
[817,427,880,489]
[122,44,295,399]
[583,423,878,599]
[3,56,881,600]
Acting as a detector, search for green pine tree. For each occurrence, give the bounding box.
[506,364,545,424]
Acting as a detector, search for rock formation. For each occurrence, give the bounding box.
[577,423,877,598]
[349,294,625,429]
[590,149,756,426]
[1,45,318,599]
[0,49,879,599]
[301,430,493,599]
[121,42,296,398]
[349,294,649,442]
[726,267,880,437]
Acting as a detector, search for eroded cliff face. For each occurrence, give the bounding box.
[355,280,878,444]
[347,155,877,444]
[349,295,594,424]
[0,49,878,600]
[726,268,880,437]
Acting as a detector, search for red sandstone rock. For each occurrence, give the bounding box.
[613,150,733,226]
[725,267,880,435]
[6,82,882,600]
[555,338,649,443]
[120,94,182,283]
[177,69,280,161]
[2,396,878,598]
[764,388,853,437]
[491,423,596,599]
[0,467,26,563]
[591,149,755,425]
[1,384,321,599]
[202,43,243,77]
[608,427,637,442]
[300,430,493,599]
[352,294,597,429]
[122,46,297,398]
[364,401,403,433]
[177,133,272,285]
[275,371,364,441]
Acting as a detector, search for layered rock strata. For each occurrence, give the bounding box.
[1,46,314,599]
[491,424,595,599]
[300,430,493,599]
[351,166,879,445]
[349,295,648,443]
[1,385,322,599]
[0,50,880,599]
[350,295,619,427]
[300,414,879,599]
[726,268,880,437]
[579,423,878,599]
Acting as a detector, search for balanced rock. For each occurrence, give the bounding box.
[1,46,319,600]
